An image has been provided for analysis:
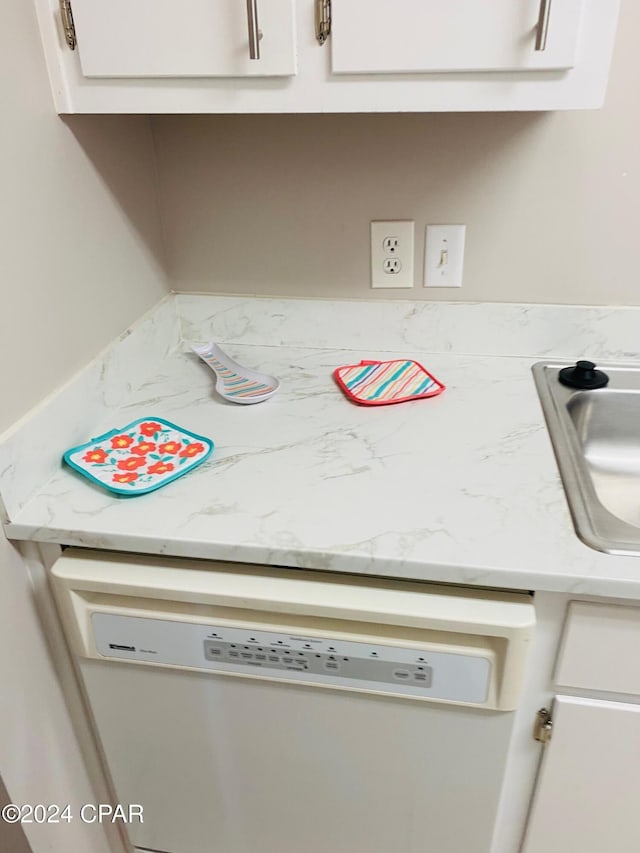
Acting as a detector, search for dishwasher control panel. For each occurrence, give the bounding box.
[201,637,436,690]
[92,613,492,705]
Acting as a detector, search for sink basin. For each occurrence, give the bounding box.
[533,362,640,555]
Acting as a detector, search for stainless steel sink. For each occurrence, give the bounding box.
[533,362,640,555]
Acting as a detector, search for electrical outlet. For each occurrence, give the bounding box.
[371,220,414,289]
[424,225,466,288]
[383,258,402,274]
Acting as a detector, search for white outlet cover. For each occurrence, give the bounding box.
[424,225,466,288]
[371,220,414,289]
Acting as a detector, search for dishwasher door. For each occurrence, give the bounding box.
[52,549,535,853]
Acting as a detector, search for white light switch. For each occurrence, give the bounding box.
[424,225,466,288]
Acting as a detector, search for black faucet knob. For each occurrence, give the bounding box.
[559,360,609,390]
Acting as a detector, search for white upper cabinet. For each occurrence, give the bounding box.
[331,0,583,74]
[69,0,297,77]
[35,0,621,112]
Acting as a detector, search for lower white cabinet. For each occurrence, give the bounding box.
[523,696,640,851]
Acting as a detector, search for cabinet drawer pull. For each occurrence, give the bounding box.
[535,0,552,51]
[246,0,261,60]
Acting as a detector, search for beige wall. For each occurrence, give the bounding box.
[153,0,640,306]
[0,3,168,435]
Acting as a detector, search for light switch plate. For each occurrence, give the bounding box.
[424,225,466,288]
[371,220,415,288]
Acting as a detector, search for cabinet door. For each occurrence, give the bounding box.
[523,695,640,853]
[70,0,296,77]
[331,0,583,74]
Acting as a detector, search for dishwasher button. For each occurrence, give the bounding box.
[393,669,411,680]
[324,661,340,671]
[413,668,433,686]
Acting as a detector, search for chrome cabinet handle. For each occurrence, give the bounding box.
[535,0,552,51]
[246,0,261,60]
[315,0,331,45]
[59,0,76,50]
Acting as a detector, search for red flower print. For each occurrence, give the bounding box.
[117,456,147,471]
[147,461,175,476]
[179,442,205,459]
[83,448,108,464]
[158,441,181,455]
[130,441,156,456]
[112,472,139,484]
[139,421,163,437]
[110,434,134,449]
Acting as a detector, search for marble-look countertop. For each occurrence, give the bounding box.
[3,294,640,599]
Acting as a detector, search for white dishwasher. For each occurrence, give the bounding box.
[52,549,535,853]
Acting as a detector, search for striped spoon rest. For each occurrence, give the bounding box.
[192,343,280,405]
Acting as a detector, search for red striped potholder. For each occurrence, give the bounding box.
[334,359,445,406]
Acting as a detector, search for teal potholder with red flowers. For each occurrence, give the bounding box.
[63,417,214,496]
